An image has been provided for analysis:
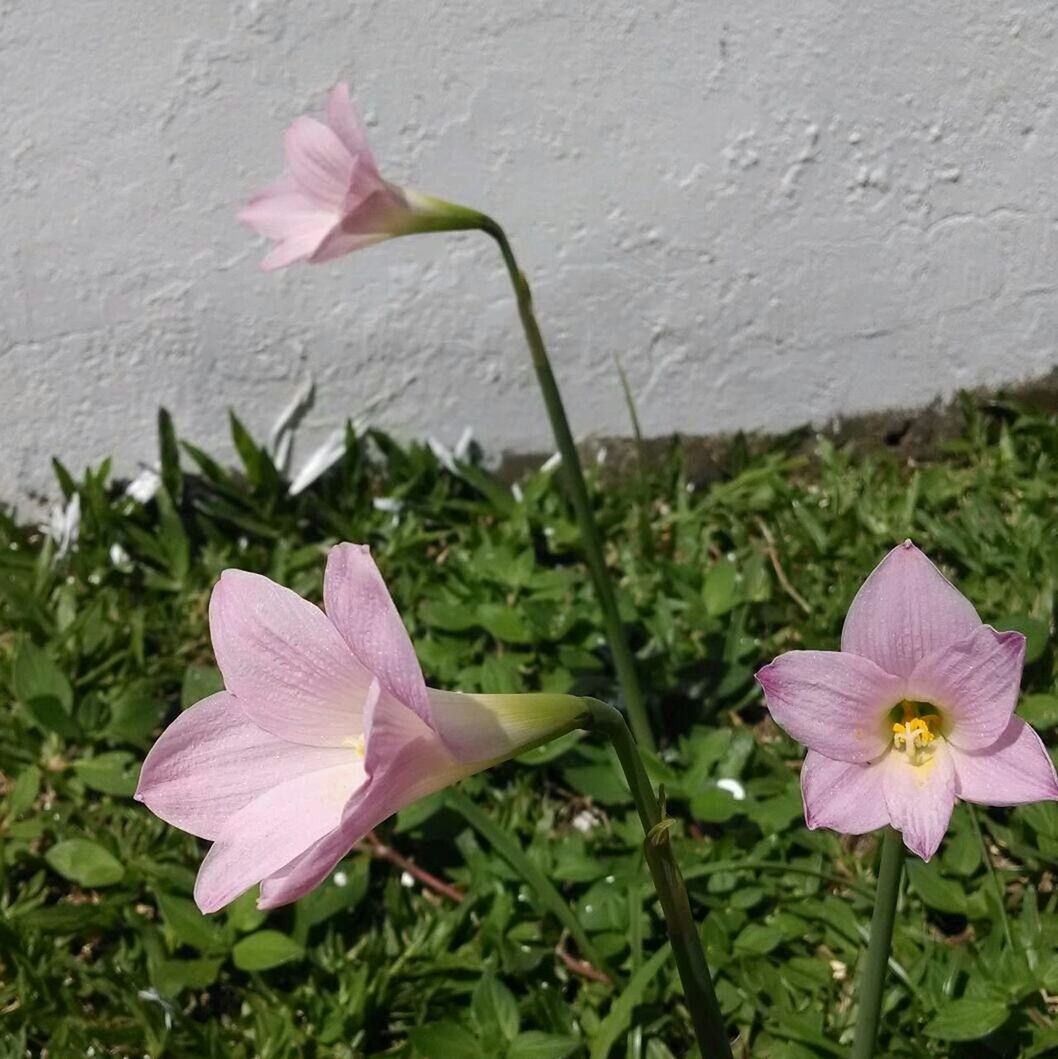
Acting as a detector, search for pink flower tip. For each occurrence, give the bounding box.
[239,84,474,270]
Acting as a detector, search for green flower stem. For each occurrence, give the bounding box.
[472,213,655,753]
[851,827,905,1059]
[966,804,1014,949]
[586,698,732,1059]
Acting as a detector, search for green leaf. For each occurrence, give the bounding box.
[226,887,267,934]
[924,997,1010,1041]
[45,839,124,887]
[691,787,740,824]
[478,603,535,644]
[445,789,612,980]
[104,683,167,744]
[14,641,73,709]
[1018,694,1058,730]
[22,695,82,739]
[507,1032,580,1059]
[157,407,183,504]
[156,892,229,953]
[180,664,224,709]
[409,1021,485,1059]
[703,559,738,617]
[590,943,670,1059]
[472,973,520,1043]
[153,956,222,997]
[734,923,785,955]
[4,764,41,819]
[231,930,304,971]
[420,600,479,632]
[906,859,966,914]
[562,763,631,806]
[72,751,139,796]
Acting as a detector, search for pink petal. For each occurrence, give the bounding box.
[906,626,1025,751]
[308,224,387,263]
[882,742,956,860]
[194,760,365,912]
[238,191,336,243]
[841,541,981,678]
[259,729,470,908]
[950,717,1058,806]
[284,116,355,207]
[756,650,902,762]
[326,83,379,175]
[135,692,356,839]
[323,544,431,725]
[800,749,890,834]
[362,680,433,774]
[260,225,339,271]
[209,569,374,747]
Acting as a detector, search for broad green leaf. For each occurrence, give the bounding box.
[906,859,966,914]
[14,641,73,709]
[180,664,224,709]
[472,973,520,1043]
[409,1021,485,1058]
[508,1032,580,1059]
[924,997,1010,1041]
[153,956,222,997]
[1018,694,1058,730]
[4,764,41,819]
[156,892,229,953]
[231,930,304,971]
[45,839,124,887]
[226,887,267,934]
[691,787,739,824]
[734,923,785,955]
[703,559,738,616]
[72,751,139,796]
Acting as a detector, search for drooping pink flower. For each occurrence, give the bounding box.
[239,83,471,271]
[756,540,1058,860]
[135,544,585,912]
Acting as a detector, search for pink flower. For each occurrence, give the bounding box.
[238,83,464,271]
[135,544,585,912]
[756,540,1058,860]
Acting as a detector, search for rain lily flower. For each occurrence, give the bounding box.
[136,544,586,912]
[239,83,479,270]
[757,540,1058,860]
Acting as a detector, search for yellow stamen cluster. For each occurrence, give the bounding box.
[891,704,941,766]
[353,733,366,758]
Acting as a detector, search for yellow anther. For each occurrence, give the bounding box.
[353,734,366,758]
[891,708,939,765]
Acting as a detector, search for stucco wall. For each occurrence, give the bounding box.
[2,1,1057,503]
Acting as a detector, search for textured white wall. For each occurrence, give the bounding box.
[2,1,1057,502]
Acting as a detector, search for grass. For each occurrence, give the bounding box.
[2,398,1058,1058]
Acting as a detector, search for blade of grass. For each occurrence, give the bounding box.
[614,355,653,560]
[590,942,671,1059]
[444,787,614,982]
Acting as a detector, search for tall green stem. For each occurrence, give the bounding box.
[851,828,905,1059]
[477,216,655,752]
[586,698,732,1058]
